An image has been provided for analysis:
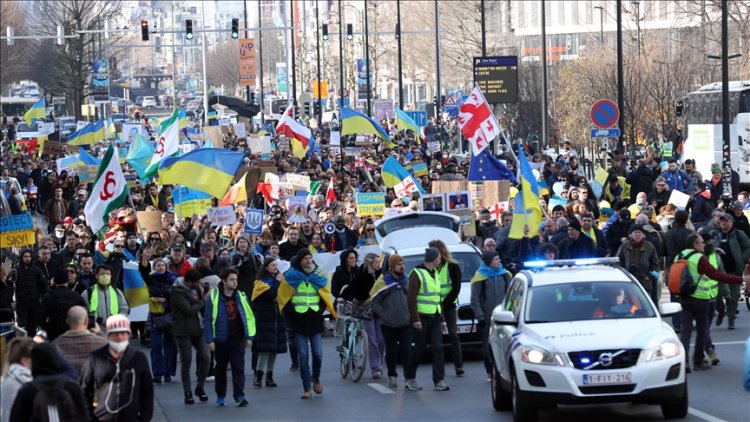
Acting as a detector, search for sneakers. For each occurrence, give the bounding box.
[486,373,493,382]
[164,375,172,383]
[184,393,195,405]
[300,390,312,399]
[290,364,299,372]
[236,397,248,407]
[205,376,216,383]
[693,361,712,371]
[372,370,382,379]
[152,376,162,385]
[195,387,209,402]
[434,380,450,391]
[313,380,323,394]
[728,319,735,330]
[716,308,725,326]
[455,367,465,377]
[216,397,226,407]
[405,379,422,391]
[388,376,398,388]
[707,347,720,365]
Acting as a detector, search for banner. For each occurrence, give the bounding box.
[43,140,66,156]
[208,206,237,227]
[0,230,35,247]
[356,59,369,100]
[276,62,288,94]
[91,59,110,103]
[312,81,328,100]
[0,214,33,233]
[239,38,257,87]
[356,192,386,216]
[373,99,394,122]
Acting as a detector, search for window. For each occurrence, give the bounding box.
[503,279,525,321]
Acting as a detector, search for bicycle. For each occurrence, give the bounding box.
[334,300,369,383]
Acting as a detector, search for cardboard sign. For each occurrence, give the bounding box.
[0,229,35,247]
[208,206,236,227]
[0,214,33,233]
[235,123,247,139]
[44,140,67,156]
[284,173,311,190]
[356,192,386,216]
[244,208,264,234]
[136,211,163,234]
[427,141,441,154]
[287,197,308,223]
[668,189,691,210]
[204,126,224,147]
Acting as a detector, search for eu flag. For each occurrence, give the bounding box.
[468,149,517,183]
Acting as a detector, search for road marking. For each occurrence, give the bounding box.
[690,341,746,347]
[688,407,728,422]
[368,383,395,394]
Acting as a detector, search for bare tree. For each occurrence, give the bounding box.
[0,1,30,92]
[206,40,240,96]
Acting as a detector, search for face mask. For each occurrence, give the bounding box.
[636,197,644,205]
[109,340,128,352]
[55,232,64,239]
[98,274,112,286]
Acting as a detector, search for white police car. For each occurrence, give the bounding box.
[489,258,687,421]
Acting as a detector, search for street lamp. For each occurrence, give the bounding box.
[594,5,604,45]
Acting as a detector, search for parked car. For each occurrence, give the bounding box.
[142,96,158,108]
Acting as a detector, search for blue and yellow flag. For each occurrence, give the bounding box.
[126,133,155,178]
[509,147,543,240]
[178,110,187,129]
[107,117,116,139]
[67,119,106,146]
[340,107,391,143]
[395,107,420,137]
[158,148,246,198]
[381,156,425,193]
[78,147,101,166]
[122,261,150,308]
[24,98,46,126]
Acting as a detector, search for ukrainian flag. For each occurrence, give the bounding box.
[24,98,46,126]
[509,147,543,240]
[158,148,246,198]
[78,147,101,166]
[381,156,425,193]
[107,117,116,139]
[122,261,150,308]
[395,107,420,138]
[340,107,391,143]
[178,109,187,129]
[67,119,106,146]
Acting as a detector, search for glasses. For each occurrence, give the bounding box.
[150,237,160,241]
[657,184,667,187]
[366,228,375,232]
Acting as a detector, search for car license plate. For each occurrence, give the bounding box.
[582,372,632,385]
[443,325,475,334]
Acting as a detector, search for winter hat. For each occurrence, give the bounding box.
[482,250,499,266]
[568,218,581,232]
[388,254,404,269]
[424,247,440,263]
[53,268,69,285]
[628,224,645,235]
[31,343,61,377]
[106,314,132,335]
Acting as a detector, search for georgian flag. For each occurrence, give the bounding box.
[458,85,501,156]
[394,176,420,198]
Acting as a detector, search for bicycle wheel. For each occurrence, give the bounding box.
[340,329,351,379]
[350,328,369,383]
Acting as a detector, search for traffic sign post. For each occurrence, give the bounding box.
[591,128,621,138]
[590,99,620,129]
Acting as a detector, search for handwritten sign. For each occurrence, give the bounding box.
[284,173,311,190]
[356,192,386,216]
[287,197,308,223]
[208,206,236,227]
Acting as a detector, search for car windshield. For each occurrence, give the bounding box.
[376,213,458,238]
[402,252,481,283]
[524,281,656,323]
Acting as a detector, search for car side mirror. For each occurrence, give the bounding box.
[491,305,516,326]
[658,302,682,317]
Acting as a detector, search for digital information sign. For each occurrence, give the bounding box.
[473,56,519,104]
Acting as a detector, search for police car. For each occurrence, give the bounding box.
[488,258,687,421]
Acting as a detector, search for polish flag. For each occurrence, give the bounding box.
[325,176,336,207]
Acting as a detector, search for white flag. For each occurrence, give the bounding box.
[84,144,130,234]
[458,85,501,156]
[394,176,419,198]
[145,109,180,177]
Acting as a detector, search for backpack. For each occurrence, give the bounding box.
[668,251,700,296]
[30,379,79,422]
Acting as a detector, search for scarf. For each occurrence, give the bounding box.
[711,174,721,186]
[383,271,408,287]
[284,265,328,290]
[471,262,508,284]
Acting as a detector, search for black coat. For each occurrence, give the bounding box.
[38,287,87,341]
[626,166,656,199]
[13,262,48,302]
[558,234,596,259]
[251,278,287,354]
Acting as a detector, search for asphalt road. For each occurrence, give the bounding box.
[144,308,750,422]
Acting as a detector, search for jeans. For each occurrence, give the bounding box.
[16,299,38,336]
[257,352,277,372]
[717,283,741,323]
[364,318,385,375]
[150,329,177,377]
[295,332,322,391]
[478,320,492,374]
[214,337,246,401]
[679,296,710,365]
[381,325,412,378]
[705,301,716,351]
[177,335,209,395]
[670,292,682,330]
[443,306,464,370]
[405,314,445,385]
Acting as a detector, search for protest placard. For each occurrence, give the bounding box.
[136,211,163,234]
[356,192,386,216]
[0,214,33,233]
[287,197,308,223]
[668,189,691,210]
[208,206,237,227]
[244,209,264,234]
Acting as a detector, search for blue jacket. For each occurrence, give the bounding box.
[660,169,693,193]
[204,288,255,344]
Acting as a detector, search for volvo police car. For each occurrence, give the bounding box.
[488,258,687,421]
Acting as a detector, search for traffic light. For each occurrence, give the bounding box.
[322,24,329,41]
[231,18,239,39]
[250,92,256,104]
[185,19,194,40]
[304,102,310,115]
[432,96,438,108]
[440,95,445,107]
[346,24,353,40]
[313,101,321,116]
[141,20,149,41]
[294,103,300,118]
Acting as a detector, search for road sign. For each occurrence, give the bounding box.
[404,110,427,127]
[443,96,455,106]
[590,99,620,129]
[591,128,621,138]
[473,56,519,104]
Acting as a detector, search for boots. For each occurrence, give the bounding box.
[707,347,720,365]
[253,370,264,389]
[265,371,277,387]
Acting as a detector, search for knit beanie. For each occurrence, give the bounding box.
[482,250,498,266]
[424,247,440,263]
[388,254,404,269]
[568,218,581,232]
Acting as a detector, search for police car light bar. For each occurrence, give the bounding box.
[523,257,621,269]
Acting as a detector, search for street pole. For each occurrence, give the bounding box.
[315,0,322,124]
[616,0,625,154]
[338,0,344,110]
[172,4,178,100]
[364,0,372,117]
[258,1,265,124]
[396,0,403,109]
[720,0,731,197]
[290,1,297,110]
[201,2,209,126]
[480,0,486,55]
[435,0,441,124]
[541,0,548,150]
[243,0,250,103]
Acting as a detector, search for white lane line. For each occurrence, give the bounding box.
[368,382,395,394]
[689,341,746,347]
[688,407,728,422]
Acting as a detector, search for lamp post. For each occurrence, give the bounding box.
[396,0,403,108]
[364,0,371,117]
[337,0,344,110]
[594,5,604,45]
[258,0,265,124]
[315,0,323,124]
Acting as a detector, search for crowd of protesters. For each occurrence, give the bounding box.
[2,107,750,418]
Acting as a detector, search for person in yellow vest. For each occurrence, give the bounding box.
[277,249,335,399]
[602,174,631,205]
[82,265,129,330]
[428,239,464,377]
[204,268,255,407]
[675,233,749,373]
[698,231,723,366]
[404,247,449,392]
